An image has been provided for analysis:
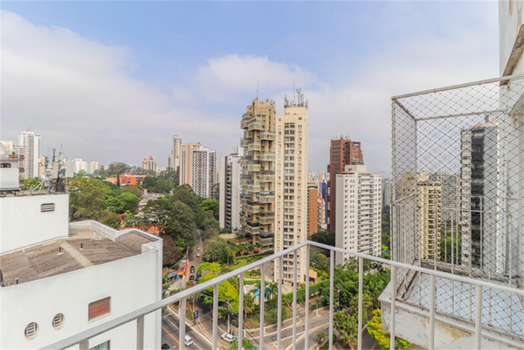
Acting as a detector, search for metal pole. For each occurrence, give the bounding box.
[277,256,283,349]
[260,263,265,350]
[305,244,310,350]
[329,250,334,350]
[238,273,244,350]
[213,284,218,350]
[475,285,483,349]
[79,340,88,350]
[292,253,298,350]
[390,265,397,350]
[179,298,186,350]
[358,257,363,350]
[429,274,436,350]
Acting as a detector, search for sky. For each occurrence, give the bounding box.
[0,1,500,173]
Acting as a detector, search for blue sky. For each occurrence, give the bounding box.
[1,1,499,172]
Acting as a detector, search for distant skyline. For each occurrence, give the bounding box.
[1,2,499,172]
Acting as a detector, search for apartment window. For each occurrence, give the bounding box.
[41,203,55,212]
[90,341,110,350]
[89,297,111,321]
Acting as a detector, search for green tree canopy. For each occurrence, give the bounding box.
[120,185,143,197]
[69,176,110,220]
[172,186,202,224]
[310,230,336,247]
[98,210,122,229]
[106,162,131,176]
[202,236,227,262]
[142,175,157,190]
[201,200,219,219]
[310,252,328,272]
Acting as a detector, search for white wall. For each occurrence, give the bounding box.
[0,194,69,255]
[499,0,524,75]
[0,242,162,350]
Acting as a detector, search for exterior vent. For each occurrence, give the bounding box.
[41,203,55,212]
[24,322,38,339]
[52,313,64,329]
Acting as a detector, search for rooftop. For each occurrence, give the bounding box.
[0,227,156,287]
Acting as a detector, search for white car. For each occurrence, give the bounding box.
[185,335,193,346]
[197,252,201,257]
[197,245,200,250]
[221,333,235,343]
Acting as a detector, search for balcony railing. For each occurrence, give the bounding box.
[41,240,524,350]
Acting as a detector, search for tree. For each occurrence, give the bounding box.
[172,186,202,224]
[156,177,174,194]
[106,162,131,176]
[310,252,328,272]
[368,309,410,350]
[142,176,157,191]
[69,176,110,220]
[310,230,336,247]
[201,200,219,219]
[202,236,228,262]
[211,183,220,202]
[334,311,358,349]
[197,262,222,274]
[120,185,143,197]
[231,336,253,350]
[316,331,327,344]
[163,236,182,266]
[158,168,178,184]
[98,210,122,229]
[107,192,140,214]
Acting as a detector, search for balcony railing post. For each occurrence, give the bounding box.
[179,298,186,350]
[238,273,244,350]
[136,315,144,350]
[390,265,397,350]
[292,253,298,350]
[260,262,265,350]
[358,257,363,350]
[329,250,334,350]
[79,340,88,350]
[305,244,310,350]
[429,274,436,350]
[475,285,483,349]
[277,256,283,349]
[213,283,219,350]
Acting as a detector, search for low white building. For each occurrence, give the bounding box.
[335,164,382,265]
[0,159,163,349]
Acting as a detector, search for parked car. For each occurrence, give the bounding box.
[197,271,202,277]
[196,252,201,257]
[196,277,200,283]
[189,275,195,281]
[185,335,193,346]
[197,245,200,250]
[161,343,171,350]
[335,305,344,312]
[221,333,235,343]
[190,266,195,273]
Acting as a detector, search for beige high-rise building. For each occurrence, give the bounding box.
[274,91,309,285]
[400,172,442,260]
[142,156,157,174]
[239,98,276,250]
[180,143,201,188]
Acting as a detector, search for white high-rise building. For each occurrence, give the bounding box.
[73,158,88,174]
[219,147,244,230]
[274,91,309,285]
[191,146,216,199]
[168,136,182,183]
[17,131,41,179]
[335,165,382,265]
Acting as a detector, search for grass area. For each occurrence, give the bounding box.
[245,280,258,285]
[231,257,250,269]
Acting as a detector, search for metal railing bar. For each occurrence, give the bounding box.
[136,315,144,350]
[393,99,417,121]
[429,274,435,350]
[305,244,310,350]
[179,297,186,350]
[213,284,218,350]
[40,240,524,350]
[277,256,283,349]
[390,265,397,350]
[238,273,244,350]
[293,253,298,350]
[475,285,483,349]
[329,252,334,350]
[392,73,524,99]
[260,263,265,350]
[358,257,363,350]
[414,109,507,121]
[79,340,88,350]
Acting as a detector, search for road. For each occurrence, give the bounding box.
[162,309,212,350]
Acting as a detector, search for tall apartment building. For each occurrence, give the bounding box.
[191,147,216,199]
[18,131,41,179]
[382,180,391,209]
[168,135,182,183]
[307,183,319,236]
[180,143,201,188]
[219,147,244,230]
[429,172,460,222]
[460,116,506,273]
[400,172,442,260]
[274,91,309,284]
[239,98,276,249]
[327,138,364,231]
[335,165,381,265]
[318,195,326,229]
[142,156,157,174]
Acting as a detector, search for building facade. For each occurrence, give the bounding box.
[18,131,41,179]
[219,147,244,230]
[307,183,319,236]
[327,138,364,231]
[274,91,309,284]
[239,98,276,249]
[191,147,216,199]
[142,156,157,174]
[180,143,201,188]
[335,165,381,265]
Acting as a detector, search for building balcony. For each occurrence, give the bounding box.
[248,122,263,131]
[247,144,261,152]
[245,225,260,235]
[240,138,253,147]
[259,132,276,140]
[259,216,274,225]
